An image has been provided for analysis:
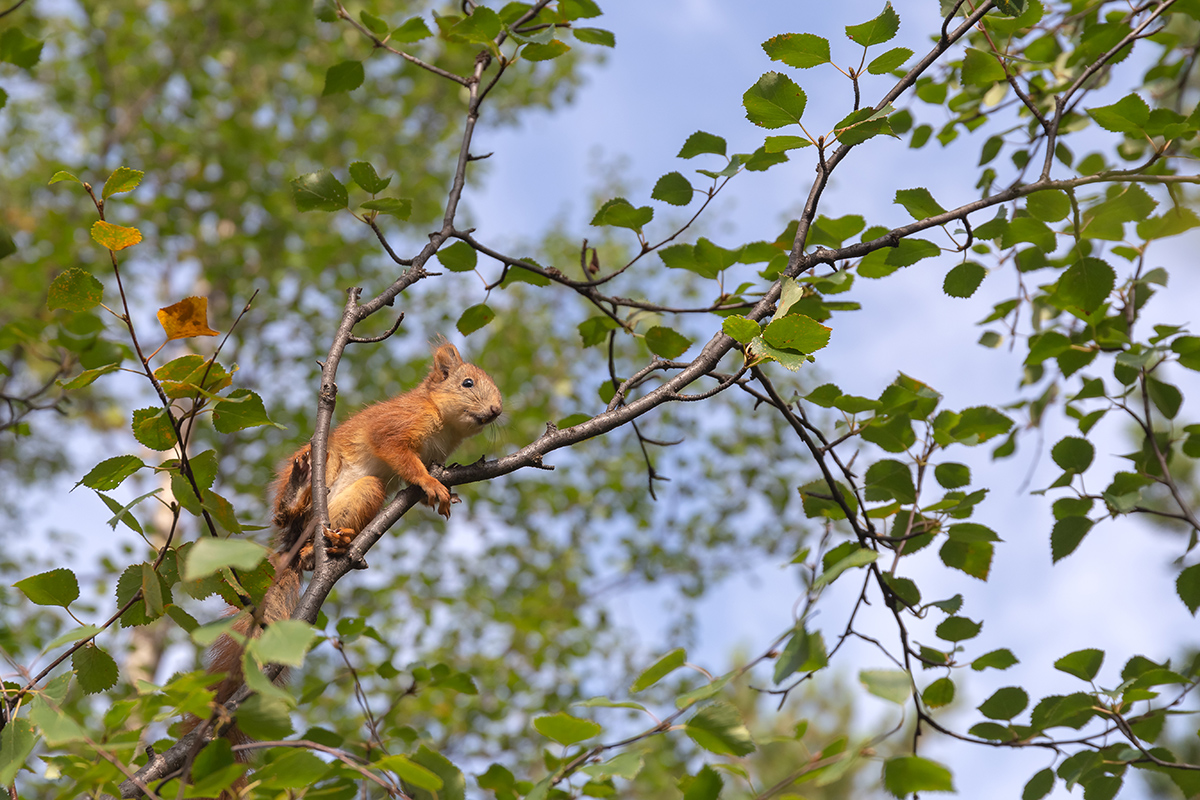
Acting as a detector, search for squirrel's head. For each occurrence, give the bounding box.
[428,341,503,432]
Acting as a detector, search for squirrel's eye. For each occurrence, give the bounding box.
[462,378,474,388]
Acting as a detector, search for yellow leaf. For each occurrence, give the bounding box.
[90,220,143,251]
[157,297,220,341]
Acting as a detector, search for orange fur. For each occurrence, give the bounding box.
[186,341,501,797]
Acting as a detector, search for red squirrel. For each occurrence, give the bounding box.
[185,341,502,785]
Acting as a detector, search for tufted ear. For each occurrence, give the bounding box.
[430,340,464,381]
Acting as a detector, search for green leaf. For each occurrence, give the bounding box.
[857,238,940,278]
[375,755,444,791]
[1051,517,1094,562]
[251,620,318,667]
[102,166,143,199]
[934,462,970,489]
[1023,768,1055,800]
[651,171,694,206]
[0,27,43,70]
[1054,648,1104,681]
[940,539,994,580]
[773,626,825,683]
[923,677,955,708]
[0,719,39,786]
[864,459,916,504]
[684,702,755,756]
[523,40,571,61]
[869,46,913,74]
[631,648,686,692]
[436,241,478,272]
[292,169,348,211]
[762,314,831,353]
[534,711,601,746]
[29,697,86,746]
[348,161,392,193]
[322,60,364,95]
[949,405,1013,442]
[1051,436,1094,472]
[761,32,830,68]
[182,538,268,581]
[578,316,619,347]
[212,388,278,433]
[1087,93,1149,134]
[860,669,911,704]
[47,267,104,313]
[450,7,502,43]
[936,616,982,642]
[590,197,653,232]
[14,568,80,608]
[131,407,178,450]
[961,47,1006,86]
[0,224,14,260]
[813,546,878,589]
[1058,257,1115,313]
[978,686,1028,720]
[73,644,119,694]
[573,27,615,47]
[1025,189,1071,222]
[678,131,727,158]
[48,170,82,186]
[1178,564,1200,614]
[77,455,145,491]
[722,316,760,344]
[358,10,388,35]
[894,187,945,220]
[1147,377,1183,419]
[682,765,723,800]
[882,756,954,798]
[943,262,986,298]
[392,16,433,43]
[845,2,900,46]
[456,303,495,336]
[645,326,692,359]
[743,72,807,129]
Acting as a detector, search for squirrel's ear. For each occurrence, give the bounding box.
[430,341,464,380]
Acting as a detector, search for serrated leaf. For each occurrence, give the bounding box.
[1058,257,1115,313]
[183,538,267,581]
[348,161,392,193]
[845,2,900,46]
[1054,648,1104,681]
[212,388,278,433]
[456,303,495,335]
[14,568,79,608]
[813,547,878,589]
[322,60,364,95]
[1023,768,1055,800]
[678,131,726,158]
[936,615,982,642]
[436,241,478,272]
[157,296,219,340]
[631,648,686,692]
[869,46,912,74]
[392,17,432,43]
[591,197,653,232]
[131,407,178,450]
[1087,93,1149,134]
[895,187,945,220]
[972,649,1019,671]
[684,702,755,756]
[250,620,318,668]
[1178,564,1200,614]
[923,677,955,708]
[533,712,601,746]
[860,669,911,704]
[359,10,388,35]
[761,32,830,68]
[1051,436,1094,472]
[1051,517,1094,562]
[762,314,831,353]
[77,454,144,491]
[947,261,986,299]
[1025,189,1071,222]
[743,71,807,129]
[523,40,571,61]
[645,326,692,359]
[90,220,143,251]
[0,719,39,786]
[573,27,615,47]
[651,171,693,206]
[101,166,143,199]
[978,686,1028,719]
[73,644,119,694]
[292,169,348,211]
[722,316,760,344]
[882,756,954,798]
